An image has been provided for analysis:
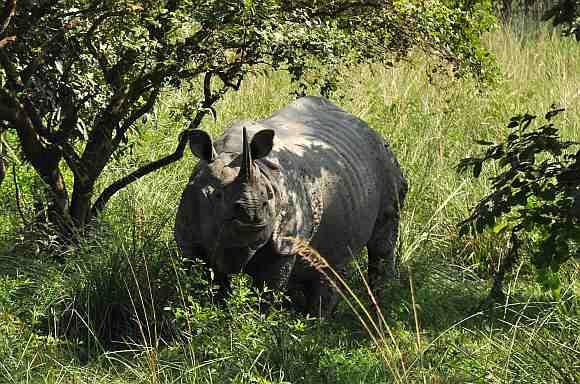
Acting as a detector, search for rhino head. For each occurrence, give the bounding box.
[175,127,279,275]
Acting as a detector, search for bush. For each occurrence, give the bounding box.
[458,107,580,299]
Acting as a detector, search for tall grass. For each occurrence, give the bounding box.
[0,28,579,383]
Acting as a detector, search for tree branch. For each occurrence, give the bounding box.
[84,11,126,87]
[0,47,21,89]
[89,130,190,218]
[0,35,15,48]
[0,133,4,186]
[55,85,80,142]
[0,0,15,34]
[60,141,84,178]
[78,70,156,185]
[69,70,154,224]
[70,67,160,223]
[0,101,15,122]
[108,46,140,91]
[0,49,51,138]
[89,71,230,219]
[12,163,28,225]
[0,88,70,216]
[113,86,160,146]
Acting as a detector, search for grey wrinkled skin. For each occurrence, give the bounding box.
[175,96,407,317]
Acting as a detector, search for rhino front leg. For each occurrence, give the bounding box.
[305,265,345,318]
[367,211,401,297]
[252,256,296,293]
[213,273,231,303]
[256,258,297,312]
[246,240,297,307]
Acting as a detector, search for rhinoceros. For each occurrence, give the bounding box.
[175,96,407,316]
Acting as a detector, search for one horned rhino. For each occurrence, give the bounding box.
[175,96,407,317]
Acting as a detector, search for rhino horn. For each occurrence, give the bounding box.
[240,127,254,183]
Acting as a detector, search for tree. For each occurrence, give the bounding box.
[0,0,496,235]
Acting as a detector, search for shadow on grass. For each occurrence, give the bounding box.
[319,248,572,346]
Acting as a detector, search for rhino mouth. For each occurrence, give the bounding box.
[230,219,268,232]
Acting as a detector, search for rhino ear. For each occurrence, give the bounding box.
[251,129,275,159]
[189,130,216,162]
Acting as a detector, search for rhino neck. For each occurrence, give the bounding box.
[255,158,284,209]
[267,159,325,256]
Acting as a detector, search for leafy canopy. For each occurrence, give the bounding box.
[0,0,496,232]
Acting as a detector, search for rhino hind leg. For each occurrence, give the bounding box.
[367,210,401,296]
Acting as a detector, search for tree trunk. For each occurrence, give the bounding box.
[502,0,513,23]
[14,107,71,217]
[0,137,5,186]
[66,84,160,227]
[68,102,123,227]
[69,181,93,228]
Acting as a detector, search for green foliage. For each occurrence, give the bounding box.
[0,225,181,358]
[0,0,498,230]
[171,275,317,382]
[423,297,580,383]
[0,311,67,383]
[458,108,580,294]
[54,241,181,356]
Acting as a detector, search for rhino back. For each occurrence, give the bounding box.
[216,97,402,266]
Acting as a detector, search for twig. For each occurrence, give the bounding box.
[89,131,190,218]
[12,163,28,226]
[113,87,160,146]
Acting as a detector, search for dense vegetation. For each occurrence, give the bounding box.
[0,0,495,233]
[1,3,579,384]
[459,108,580,299]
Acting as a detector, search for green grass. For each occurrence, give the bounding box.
[1,27,579,383]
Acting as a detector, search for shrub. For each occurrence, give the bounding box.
[458,107,580,299]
